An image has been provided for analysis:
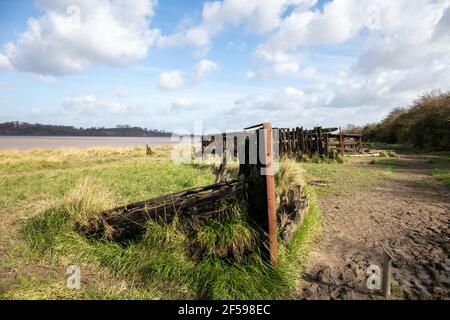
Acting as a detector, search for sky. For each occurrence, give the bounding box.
[0,0,449,132]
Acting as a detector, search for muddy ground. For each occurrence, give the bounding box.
[299,154,449,299]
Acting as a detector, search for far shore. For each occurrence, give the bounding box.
[0,136,178,150]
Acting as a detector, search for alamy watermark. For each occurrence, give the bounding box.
[366,264,382,290]
[169,122,280,175]
[66,265,81,290]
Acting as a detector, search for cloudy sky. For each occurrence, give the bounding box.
[0,0,449,131]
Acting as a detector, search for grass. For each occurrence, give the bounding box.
[300,156,399,197]
[0,146,322,300]
[430,153,450,188]
[365,142,413,151]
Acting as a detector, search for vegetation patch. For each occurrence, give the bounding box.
[352,91,450,151]
[430,153,450,188]
[2,148,322,300]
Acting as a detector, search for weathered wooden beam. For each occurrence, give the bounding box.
[80,180,244,242]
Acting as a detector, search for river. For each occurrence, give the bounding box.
[0,136,177,150]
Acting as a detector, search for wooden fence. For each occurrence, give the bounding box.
[200,127,363,161]
[278,126,362,158]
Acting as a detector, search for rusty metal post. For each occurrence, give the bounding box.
[262,122,278,266]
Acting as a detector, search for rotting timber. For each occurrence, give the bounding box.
[80,180,244,242]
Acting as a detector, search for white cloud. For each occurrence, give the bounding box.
[191,59,218,83]
[245,71,256,80]
[33,74,57,85]
[157,0,312,53]
[171,98,192,109]
[0,54,11,70]
[158,59,218,91]
[247,45,301,79]
[230,49,450,127]
[1,0,159,76]
[355,3,450,74]
[63,94,137,114]
[248,0,450,80]
[158,70,186,91]
[433,6,450,41]
[234,86,315,112]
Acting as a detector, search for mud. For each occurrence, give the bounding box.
[299,155,449,299]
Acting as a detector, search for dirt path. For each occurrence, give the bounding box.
[299,154,449,299]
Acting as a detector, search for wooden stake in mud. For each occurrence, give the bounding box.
[382,243,395,298]
[145,144,153,155]
[262,122,278,266]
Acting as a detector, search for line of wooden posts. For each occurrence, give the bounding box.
[201,126,363,160]
[278,126,363,159]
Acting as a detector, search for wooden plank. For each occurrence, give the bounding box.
[80,180,244,242]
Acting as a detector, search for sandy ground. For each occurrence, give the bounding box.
[299,154,449,299]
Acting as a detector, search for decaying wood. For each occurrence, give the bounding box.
[80,180,244,242]
[278,185,309,244]
[278,126,363,158]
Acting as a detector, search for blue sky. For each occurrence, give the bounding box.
[0,0,449,132]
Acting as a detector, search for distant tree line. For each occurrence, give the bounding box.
[0,122,172,137]
[344,91,450,150]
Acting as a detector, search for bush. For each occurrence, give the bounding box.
[362,91,450,150]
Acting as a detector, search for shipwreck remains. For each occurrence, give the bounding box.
[81,123,324,265]
[81,180,243,242]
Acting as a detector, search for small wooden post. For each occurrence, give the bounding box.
[382,243,394,298]
[146,144,152,155]
[201,136,204,159]
[339,126,344,159]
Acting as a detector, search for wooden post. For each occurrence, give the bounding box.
[339,126,344,159]
[382,243,394,298]
[146,144,152,155]
[317,127,323,157]
[240,123,278,266]
[286,128,292,157]
[262,122,278,266]
[383,254,391,297]
[300,127,305,156]
[279,129,284,158]
[201,136,204,159]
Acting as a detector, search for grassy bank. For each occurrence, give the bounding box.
[0,147,322,300]
[430,152,450,188]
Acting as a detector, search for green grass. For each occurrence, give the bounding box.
[300,157,398,197]
[430,153,450,188]
[0,146,322,300]
[365,142,413,151]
